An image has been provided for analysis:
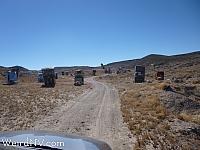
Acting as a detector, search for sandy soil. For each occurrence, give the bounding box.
[0,76,89,131]
[32,77,134,150]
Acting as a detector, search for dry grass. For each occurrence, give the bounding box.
[19,75,37,83]
[0,76,90,131]
[192,79,200,84]
[192,115,200,124]
[178,113,200,125]
[98,72,200,149]
[157,83,170,90]
[96,53,200,149]
[119,83,174,149]
[178,113,192,122]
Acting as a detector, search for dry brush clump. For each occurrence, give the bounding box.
[120,83,177,149]
[178,113,200,125]
[19,75,37,83]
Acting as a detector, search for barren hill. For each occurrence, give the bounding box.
[106,51,200,69]
[54,66,96,73]
[98,51,200,149]
[0,65,28,72]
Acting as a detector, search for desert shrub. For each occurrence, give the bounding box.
[184,85,196,96]
[173,86,181,91]
[191,115,200,125]
[19,75,37,83]
[157,83,173,91]
[178,113,200,125]
[178,113,192,122]
[192,80,200,84]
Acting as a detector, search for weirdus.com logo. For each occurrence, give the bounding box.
[1,137,64,148]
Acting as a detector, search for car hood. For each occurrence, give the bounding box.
[0,131,111,150]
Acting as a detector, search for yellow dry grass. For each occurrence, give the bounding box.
[97,71,200,149]
[0,76,90,131]
[117,82,175,149]
[178,113,200,125]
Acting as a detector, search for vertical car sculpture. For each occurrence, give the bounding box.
[74,70,84,86]
[134,65,145,83]
[6,70,18,85]
[42,68,56,87]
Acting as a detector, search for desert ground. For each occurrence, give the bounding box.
[97,59,200,149]
[0,74,134,150]
[0,76,90,131]
[32,77,134,150]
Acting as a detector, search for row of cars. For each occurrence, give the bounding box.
[38,69,84,87]
[134,65,164,83]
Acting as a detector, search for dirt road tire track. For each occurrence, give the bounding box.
[33,77,135,150]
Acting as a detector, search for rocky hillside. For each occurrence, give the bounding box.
[98,51,200,149]
[0,66,28,72]
[106,51,200,69]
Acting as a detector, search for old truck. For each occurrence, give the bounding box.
[42,68,56,87]
[6,70,18,85]
[74,70,84,86]
[134,65,145,83]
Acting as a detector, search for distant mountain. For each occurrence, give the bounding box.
[54,66,97,73]
[106,51,200,69]
[0,66,29,72]
[9,66,29,71]
[0,66,6,69]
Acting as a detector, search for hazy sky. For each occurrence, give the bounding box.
[0,0,200,69]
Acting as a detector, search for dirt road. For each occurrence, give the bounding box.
[33,77,134,150]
